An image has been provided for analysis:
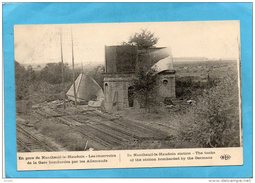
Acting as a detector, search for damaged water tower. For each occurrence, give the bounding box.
[103,45,137,112]
[103,45,176,112]
[151,53,176,103]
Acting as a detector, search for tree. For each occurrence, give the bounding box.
[128,29,159,50]
[15,61,29,100]
[39,62,72,84]
[26,65,36,82]
[127,29,160,111]
[133,69,158,112]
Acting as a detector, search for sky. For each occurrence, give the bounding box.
[14,21,240,67]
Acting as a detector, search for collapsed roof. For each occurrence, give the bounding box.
[66,73,104,103]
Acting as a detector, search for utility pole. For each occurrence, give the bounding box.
[71,29,78,107]
[60,30,66,109]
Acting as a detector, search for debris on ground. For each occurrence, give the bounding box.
[17,97,193,152]
[187,99,196,105]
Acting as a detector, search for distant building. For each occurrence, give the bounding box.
[103,45,176,112]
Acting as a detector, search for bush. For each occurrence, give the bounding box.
[15,61,32,100]
[133,69,159,112]
[178,72,240,147]
[39,62,73,84]
[15,61,73,103]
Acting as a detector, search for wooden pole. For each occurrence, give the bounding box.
[60,31,66,109]
[71,29,78,107]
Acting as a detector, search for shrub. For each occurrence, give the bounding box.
[178,72,240,147]
[133,69,159,112]
[39,62,73,84]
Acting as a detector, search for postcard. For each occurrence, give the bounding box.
[14,21,242,171]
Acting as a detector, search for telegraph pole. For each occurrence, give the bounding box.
[71,29,78,107]
[60,30,66,109]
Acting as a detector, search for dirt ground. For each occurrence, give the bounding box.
[17,99,194,152]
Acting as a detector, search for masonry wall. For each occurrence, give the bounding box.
[104,74,134,112]
[157,73,176,102]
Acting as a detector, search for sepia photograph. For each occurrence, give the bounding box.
[14,21,241,154]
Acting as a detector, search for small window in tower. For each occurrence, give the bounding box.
[163,79,168,85]
[104,83,108,92]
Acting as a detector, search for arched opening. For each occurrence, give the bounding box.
[163,79,168,86]
[104,83,108,91]
[128,86,134,107]
[104,83,108,97]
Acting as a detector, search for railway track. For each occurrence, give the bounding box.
[35,109,133,149]
[35,107,172,150]
[17,124,56,152]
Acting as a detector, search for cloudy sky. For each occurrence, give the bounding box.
[14,21,240,66]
